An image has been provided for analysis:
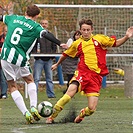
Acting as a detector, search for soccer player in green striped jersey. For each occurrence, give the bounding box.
[0,4,65,124]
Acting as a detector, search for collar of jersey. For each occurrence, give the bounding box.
[80,34,93,41]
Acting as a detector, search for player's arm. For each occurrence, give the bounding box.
[41,30,61,46]
[115,26,133,47]
[51,54,67,71]
[41,30,67,49]
[0,15,3,21]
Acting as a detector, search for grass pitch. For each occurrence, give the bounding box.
[0,85,133,133]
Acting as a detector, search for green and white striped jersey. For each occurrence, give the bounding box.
[1,14,44,67]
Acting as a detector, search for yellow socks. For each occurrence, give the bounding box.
[51,94,71,118]
[79,107,95,118]
[113,68,124,76]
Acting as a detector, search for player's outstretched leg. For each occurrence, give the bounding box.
[46,94,71,124]
[24,111,34,124]
[74,107,95,123]
[26,83,41,121]
[31,106,41,121]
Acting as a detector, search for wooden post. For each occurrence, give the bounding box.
[124,64,133,98]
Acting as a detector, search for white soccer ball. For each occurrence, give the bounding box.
[38,101,53,117]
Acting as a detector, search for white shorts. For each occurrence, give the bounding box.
[1,60,31,81]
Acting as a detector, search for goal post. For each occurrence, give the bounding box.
[35,4,133,84]
[35,4,133,8]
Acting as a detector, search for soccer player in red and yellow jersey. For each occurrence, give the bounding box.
[46,19,133,124]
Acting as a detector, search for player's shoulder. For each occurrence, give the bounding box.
[72,38,81,45]
[4,14,22,21]
[75,36,83,42]
[5,14,18,18]
[93,34,110,40]
[69,38,82,49]
[94,34,108,37]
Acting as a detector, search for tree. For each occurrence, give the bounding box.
[0,0,13,14]
[0,0,14,34]
[11,0,36,15]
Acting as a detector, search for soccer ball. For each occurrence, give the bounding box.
[38,101,53,117]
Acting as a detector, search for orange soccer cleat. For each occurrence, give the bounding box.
[74,108,85,123]
[46,116,54,124]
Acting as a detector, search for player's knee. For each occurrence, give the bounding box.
[70,80,79,92]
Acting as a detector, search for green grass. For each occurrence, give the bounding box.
[0,85,133,133]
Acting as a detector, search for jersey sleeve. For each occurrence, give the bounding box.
[35,24,44,38]
[63,41,78,57]
[94,34,116,48]
[41,30,61,46]
[3,15,16,25]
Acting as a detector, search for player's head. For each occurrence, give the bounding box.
[79,19,93,39]
[40,19,48,29]
[26,5,40,19]
[73,30,81,41]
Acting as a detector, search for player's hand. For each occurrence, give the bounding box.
[126,26,133,38]
[51,63,58,71]
[60,43,68,49]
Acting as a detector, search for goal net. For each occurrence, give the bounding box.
[36,4,133,84]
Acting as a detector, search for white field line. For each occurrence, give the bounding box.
[11,125,43,133]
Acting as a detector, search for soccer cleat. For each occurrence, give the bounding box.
[25,111,34,124]
[46,116,54,124]
[74,115,84,123]
[74,108,85,123]
[31,107,41,121]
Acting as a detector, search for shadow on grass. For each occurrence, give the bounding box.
[59,105,77,123]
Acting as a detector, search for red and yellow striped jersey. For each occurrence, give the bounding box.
[63,34,116,76]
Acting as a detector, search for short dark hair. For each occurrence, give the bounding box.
[26,5,40,17]
[79,19,93,29]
